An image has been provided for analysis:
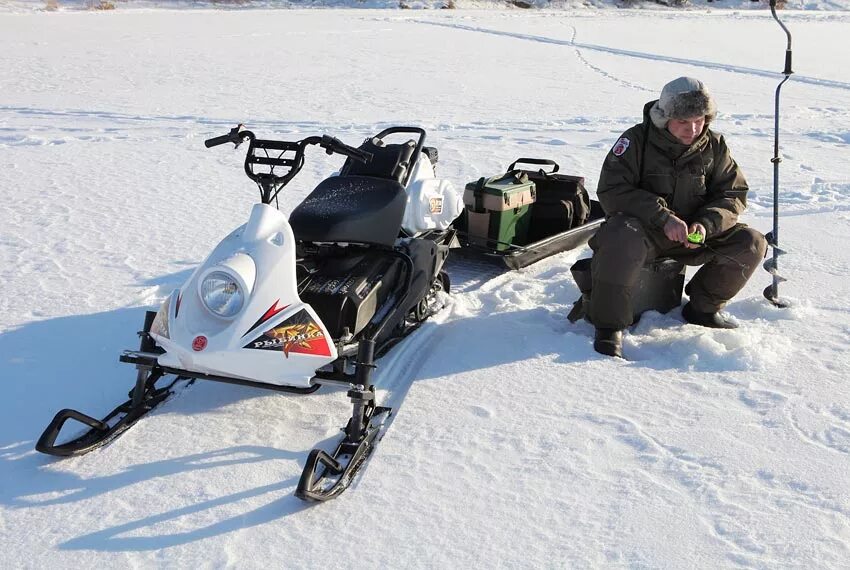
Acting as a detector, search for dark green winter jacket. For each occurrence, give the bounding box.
[597,100,749,237]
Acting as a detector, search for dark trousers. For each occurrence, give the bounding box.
[588,214,767,330]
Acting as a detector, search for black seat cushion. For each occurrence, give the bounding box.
[289,175,406,247]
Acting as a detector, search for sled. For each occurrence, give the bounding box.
[453,158,604,269]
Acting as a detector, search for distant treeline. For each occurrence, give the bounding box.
[43,0,789,11]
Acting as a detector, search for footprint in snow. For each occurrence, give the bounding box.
[470,405,493,419]
[737,388,787,415]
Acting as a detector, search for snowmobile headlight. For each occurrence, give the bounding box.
[200,271,244,318]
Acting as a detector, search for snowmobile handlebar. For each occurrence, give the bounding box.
[204,127,372,162]
[204,124,250,148]
[318,135,373,164]
[204,126,372,205]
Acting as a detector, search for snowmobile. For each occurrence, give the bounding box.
[36,124,462,502]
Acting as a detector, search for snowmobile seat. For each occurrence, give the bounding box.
[289,175,407,247]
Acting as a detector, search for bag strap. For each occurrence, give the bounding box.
[472,176,489,211]
[508,158,559,174]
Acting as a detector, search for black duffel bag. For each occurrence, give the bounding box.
[508,158,591,242]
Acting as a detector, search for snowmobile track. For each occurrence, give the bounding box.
[444,254,510,294]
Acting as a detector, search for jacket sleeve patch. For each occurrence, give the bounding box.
[612,137,631,157]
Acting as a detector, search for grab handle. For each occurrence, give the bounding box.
[508,158,559,174]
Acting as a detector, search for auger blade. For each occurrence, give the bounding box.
[763,285,791,308]
[762,258,787,280]
[765,232,788,254]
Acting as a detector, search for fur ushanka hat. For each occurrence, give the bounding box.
[649,76,717,129]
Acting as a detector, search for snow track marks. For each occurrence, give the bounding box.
[404,18,850,92]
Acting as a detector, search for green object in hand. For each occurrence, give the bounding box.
[687,232,704,244]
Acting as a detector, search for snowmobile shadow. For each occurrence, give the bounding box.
[29,446,314,553]
[3,442,341,551]
[6,446,302,510]
[0,306,329,451]
[57,476,310,552]
[0,307,157,449]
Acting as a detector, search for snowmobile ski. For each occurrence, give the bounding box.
[36,369,187,457]
[35,311,191,457]
[296,401,392,502]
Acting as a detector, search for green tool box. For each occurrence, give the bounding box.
[463,172,537,251]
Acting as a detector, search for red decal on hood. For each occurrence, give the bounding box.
[242,300,290,338]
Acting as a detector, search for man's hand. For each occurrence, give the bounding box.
[686,222,706,249]
[663,215,689,244]
[664,216,706,249]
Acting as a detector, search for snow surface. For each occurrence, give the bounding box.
[2,5,850,569]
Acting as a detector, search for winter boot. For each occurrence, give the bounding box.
[594,328,623,358]
[681,302,738,329]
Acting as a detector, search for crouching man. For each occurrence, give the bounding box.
[589,77,767,358]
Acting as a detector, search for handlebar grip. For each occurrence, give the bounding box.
[320,135,343,154]
[320,135,372,164]
[205,134,232,148]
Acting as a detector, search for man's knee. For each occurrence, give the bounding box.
[591,215,652,288]
[718,226,767,266]
[744,227,768,259]
[593,215,651,262]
